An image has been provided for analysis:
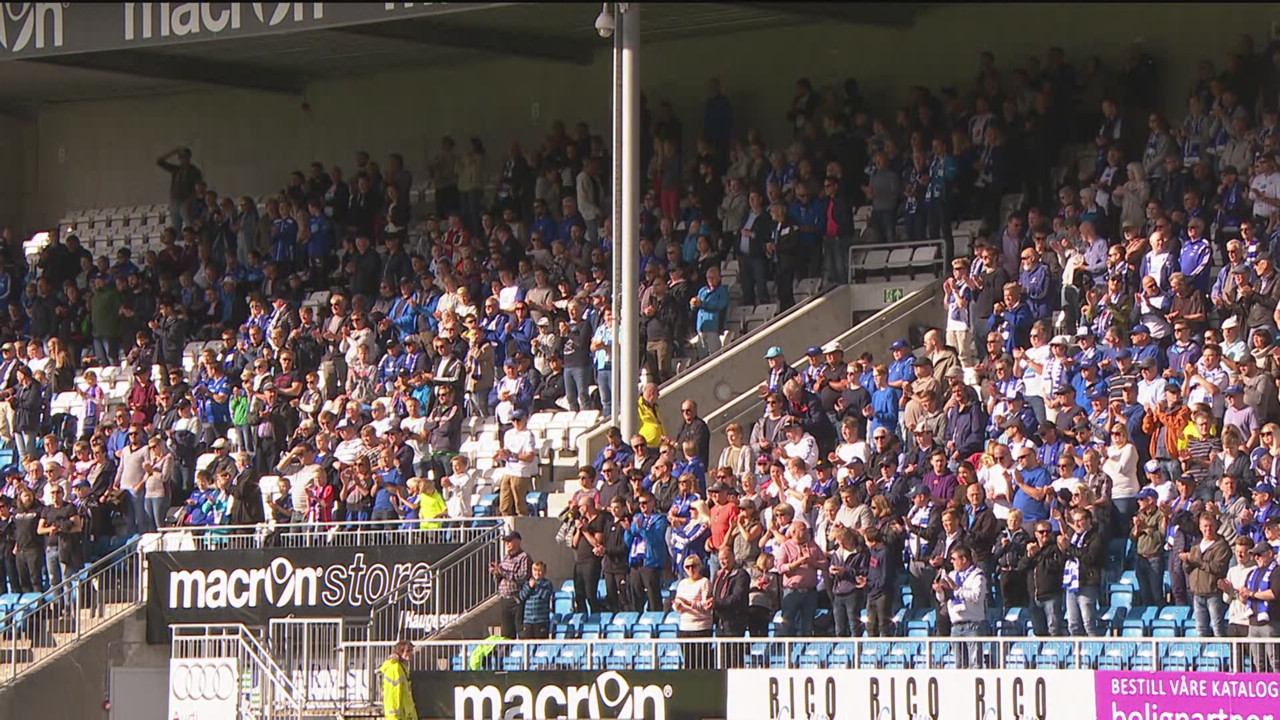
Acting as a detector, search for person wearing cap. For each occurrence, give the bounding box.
[760,346,798,397]
[1219,313,1250,368]
[1130,486,1167,606]
[1232,256,1279,334]
[1223,385,1260,448]
[1245,484,1280,546]
[903,484,942,602]
[1179,216,1213,295]
[1239,540,1280,672]
[1127,323,1160,367]
[1133,355,1168,407]
[800,346,827,395]
[886,340,916,401]
[495,409,538,517]
[1141,383,1191,483]
[814,343,847,411]
[489,530,531,638]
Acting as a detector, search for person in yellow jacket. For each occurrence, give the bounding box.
[380,640,418,720]
[638,381,667,446]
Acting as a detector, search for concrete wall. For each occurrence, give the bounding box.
[0,115,34,233]
[0,607,170,720]
[25,4,1279,227]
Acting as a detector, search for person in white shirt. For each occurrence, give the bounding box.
[496,409,538,516]
[442,454,478,518]
[1134,359,1169,407]
[672,554,713,637]
[934,545,988,668]
[331,421,366,468]
[780,421,818,471]
[1221,535,1256,663]
[1249,154,1280,225]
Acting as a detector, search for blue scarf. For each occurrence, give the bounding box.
[1247,561,1276,621]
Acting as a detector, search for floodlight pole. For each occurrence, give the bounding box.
[614,2,640,439]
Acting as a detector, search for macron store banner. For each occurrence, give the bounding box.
[146,542,466,643]
[0,3,502,60]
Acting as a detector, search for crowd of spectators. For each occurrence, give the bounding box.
[535,36,1280,671]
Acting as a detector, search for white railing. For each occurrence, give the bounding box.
[347,636,1276,676]
[171,623,304,720]
[368,522,506,642]
[0,537,144,686]
[150,516,504,551]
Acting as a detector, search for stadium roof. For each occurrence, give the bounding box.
[0,2,922,113]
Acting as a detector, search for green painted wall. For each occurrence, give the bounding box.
[28,3,1280,228]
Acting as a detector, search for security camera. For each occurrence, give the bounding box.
[595,5,614,38]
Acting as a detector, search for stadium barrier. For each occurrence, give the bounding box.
[170,623,303,720]
[0,536,143,687]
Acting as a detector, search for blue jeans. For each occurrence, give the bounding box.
[13,431,39,466]
[563,366,590,412]
[950,620,988,668]
[1193,593,1227,637]
[1030,594,1065,636]
[1066,585,1102,636]
[780,587,818,636]
[44,546,63,589]
[871,209,896,244]
[145,496,169,532]
[596,365,612,419]
[1135,553,1165,607]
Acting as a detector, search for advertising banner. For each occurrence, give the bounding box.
[1096,671,1280,720]
[0,3,503,61]
[726,669,1096,720]
[413,670,726,720]
[168,656,239,720]
[146,543,465,643]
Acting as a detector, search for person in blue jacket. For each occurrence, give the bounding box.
[625,493,671,613]
[990,283,1034,355]
[691,265,729,359]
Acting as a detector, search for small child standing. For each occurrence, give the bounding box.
[518,560,554,639]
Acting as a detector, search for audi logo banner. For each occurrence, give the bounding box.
[168,657,239,719]
[146,543,467,643]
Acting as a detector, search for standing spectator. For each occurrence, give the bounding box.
[570,496,606,614]
[516,560,554,640]
[864,152,901,243]
[1131,486,1168,606]
[626,492,670,613]
[827,526,868,638]
[601,496,632,612]
[489,531,531,639]
[776,520,826,636]
[1183,513,1230,637]
[691,266,729,359]
[712,545,750,637]
[673,554,712,638]
[495,409,537,516]
[934,545,988,668]
[1060,507,1105,637]
[1240,541,1280,672]
[156,146,203,230]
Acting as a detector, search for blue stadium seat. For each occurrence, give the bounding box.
[1100,606,1128,635]
[1157,606,1191,622]
[472,494,499,517]
[1108,588,1134,609]
[1150,618,1179,637]
[560,580,575,594]
[860,642,890,669]
[525,491,549,517]
[553,593,573,615]
[530,644,559,669]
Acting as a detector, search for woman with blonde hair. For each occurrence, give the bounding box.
[717,422,754,479]
[1104,421,1140,527]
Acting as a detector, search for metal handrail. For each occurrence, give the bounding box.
[148,516,504,552]
[171,623,304,719]
[369,522,505,641]
[341,635,1279,674]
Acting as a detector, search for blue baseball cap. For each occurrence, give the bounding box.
[1226,385,1245,396]
[1115,349,1133,361]
[1130,324,1150,336]
[1087,388,1108,401]
[806,346,822,356]
[890,339,910,352]
[764,346,784,359]
[1136,487,1158,501]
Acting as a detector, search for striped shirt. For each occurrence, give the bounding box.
[497,549,531,599]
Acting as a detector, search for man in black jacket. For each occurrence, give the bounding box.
[736,189,772,306]
[712,545,751,666]
[601,497,632,612]
[1059,508,1105,637]
[1020,520,1067,636]
[963,484,1000,573]
[346,235,383,303]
